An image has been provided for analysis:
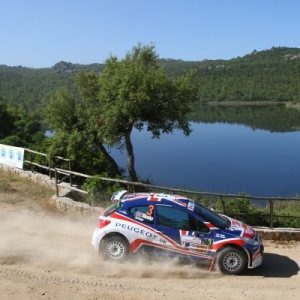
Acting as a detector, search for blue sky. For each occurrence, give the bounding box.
[1,0,300,68]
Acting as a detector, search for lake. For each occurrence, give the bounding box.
[110,105,300,198]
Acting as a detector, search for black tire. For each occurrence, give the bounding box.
[217,247,247,275]
[100,236,129,262]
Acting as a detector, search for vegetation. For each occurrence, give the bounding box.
[0,101,45,148]
[1,47,300,119]
[82,175,124,206]
[161,47,300,103]
[198,195,300,228]
[43,44,198,182]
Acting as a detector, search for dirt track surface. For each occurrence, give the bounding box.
[1,186,300,300]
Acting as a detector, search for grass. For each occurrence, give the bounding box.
[0,169,54,201]
[0,171,17,193]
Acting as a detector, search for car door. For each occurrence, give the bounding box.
[153,205,214,260]
[126,204,160,252]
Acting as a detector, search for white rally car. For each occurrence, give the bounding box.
[92,191,264,275]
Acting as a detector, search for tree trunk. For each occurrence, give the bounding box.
[96,141,122,178]
[124,129,139,182]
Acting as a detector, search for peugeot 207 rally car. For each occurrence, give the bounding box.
[92,190,264,275]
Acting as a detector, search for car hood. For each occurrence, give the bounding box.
[223,215,256,239]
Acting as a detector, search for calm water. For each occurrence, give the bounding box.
[111,115,300,198]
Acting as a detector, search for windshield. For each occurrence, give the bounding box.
[194,202,227,229]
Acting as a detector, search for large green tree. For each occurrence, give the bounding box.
[45,44,198,182]
[78,44,198,181]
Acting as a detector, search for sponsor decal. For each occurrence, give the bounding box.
[187,200,195,211]
[115,223,158,239]
[180,231,214,247]
[181,235,203,246]
[135,211,154,222]
[230,218,255,238]
[216,233,226,239]
[160,238,167,244]
[189,243,208,253]
[172,199,187,207]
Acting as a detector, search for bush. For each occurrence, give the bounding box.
[82,174,124,207]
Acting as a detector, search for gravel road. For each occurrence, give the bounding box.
[0,186,299,300]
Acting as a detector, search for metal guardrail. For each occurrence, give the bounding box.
[24,149,300,229]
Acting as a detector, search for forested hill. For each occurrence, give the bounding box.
[1,46,300,114]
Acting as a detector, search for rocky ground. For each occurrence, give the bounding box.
[0,171,300,300]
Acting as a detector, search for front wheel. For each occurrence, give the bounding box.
[100,236,129,262]
[217,247,247,275]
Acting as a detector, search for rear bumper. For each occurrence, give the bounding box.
[92,228,100,250]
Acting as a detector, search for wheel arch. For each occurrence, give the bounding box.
[216,243,251,265]
[99,232,130,253]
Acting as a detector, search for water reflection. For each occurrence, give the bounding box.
[189,104,300,132]
[111,105,300,197]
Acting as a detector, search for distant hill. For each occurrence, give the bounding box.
[0,46,300,115]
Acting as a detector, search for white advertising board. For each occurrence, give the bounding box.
[0,144,24,169]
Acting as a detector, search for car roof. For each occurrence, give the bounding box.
[111,190,193,207]
[110,190,228,229]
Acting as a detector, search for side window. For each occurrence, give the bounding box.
[197,220,210,233]
[129,205,154,224]
[157,206,194,230]
[157,206,209,232]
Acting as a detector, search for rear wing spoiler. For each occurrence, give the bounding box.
[111,190,128,204]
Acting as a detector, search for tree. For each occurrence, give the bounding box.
[0,101,15,139]
[43,88,122,177]
[0,101,45,147]
[76,44,199,182]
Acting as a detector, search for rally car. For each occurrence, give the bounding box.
[92,190,264,275]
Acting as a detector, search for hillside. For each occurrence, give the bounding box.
[0,46,300,115]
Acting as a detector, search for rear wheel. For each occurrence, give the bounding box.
[100,236,129,262]
[217,247,247,275]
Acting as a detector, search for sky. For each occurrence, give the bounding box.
[1,0,300,68]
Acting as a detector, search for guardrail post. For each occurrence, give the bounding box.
[69,160,72,186]
[55,168,59,197]
[48,159,51,178]
[30,151,33,173]
[220,196,226,214]
[269,200,274,229]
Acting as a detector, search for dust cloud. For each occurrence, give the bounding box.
[0,208,220,279]
[0,209,95,267]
